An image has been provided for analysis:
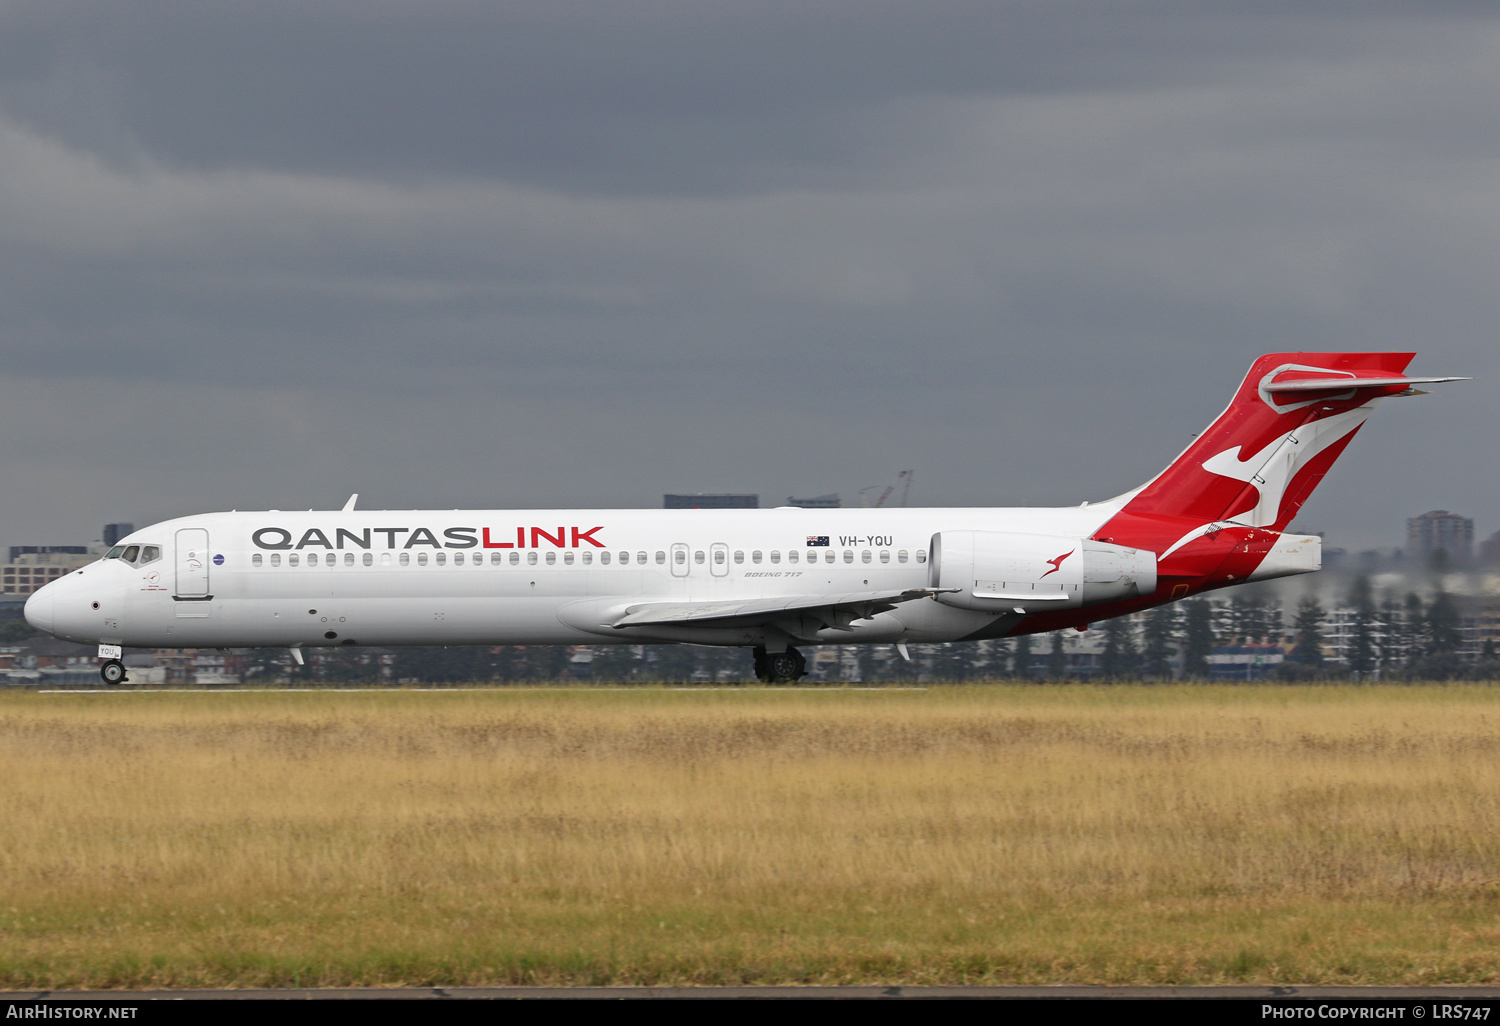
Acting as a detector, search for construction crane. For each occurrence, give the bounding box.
[858,470,914,508]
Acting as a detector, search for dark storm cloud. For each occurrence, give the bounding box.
[0,1,1480,195]
[0,1,1496,556]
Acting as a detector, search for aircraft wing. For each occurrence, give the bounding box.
[610,587,955,632]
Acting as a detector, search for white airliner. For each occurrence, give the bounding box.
[25,352,1463,684]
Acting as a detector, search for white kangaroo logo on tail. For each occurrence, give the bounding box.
[1160,404,1372,560]
[1200,405,1371,529]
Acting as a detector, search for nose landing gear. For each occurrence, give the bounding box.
[752,645,806,684]
[100,660,128,685]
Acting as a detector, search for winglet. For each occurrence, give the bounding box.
[342,493,358,512]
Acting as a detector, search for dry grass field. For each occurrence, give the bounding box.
[3,684,1500,988]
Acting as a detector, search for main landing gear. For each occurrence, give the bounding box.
[752,645,806,684]
[100,660,128,685]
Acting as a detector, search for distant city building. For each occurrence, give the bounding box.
[1407,510,1474,563]
[663,494,758,509]
[787,494,841,508]
[3,550,95,597]
[1208,644,1286,681]
[103,523,135,547]
[8,545,87,563]
[1479,531,1500,566]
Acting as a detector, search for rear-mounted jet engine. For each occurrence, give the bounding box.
[928,531,1157,613]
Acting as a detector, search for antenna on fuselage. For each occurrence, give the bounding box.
[342,493,359,512]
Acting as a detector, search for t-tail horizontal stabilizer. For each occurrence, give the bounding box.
[1089,353,1466,571]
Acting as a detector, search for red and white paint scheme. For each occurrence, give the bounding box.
[24,352,1464,683]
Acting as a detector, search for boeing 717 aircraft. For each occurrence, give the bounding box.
[25,352,1463,683]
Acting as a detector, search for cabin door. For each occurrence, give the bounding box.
[174,528,212,614]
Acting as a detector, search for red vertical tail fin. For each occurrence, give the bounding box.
[1093,352,1457,562]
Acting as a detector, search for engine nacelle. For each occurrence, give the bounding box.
[928,531,1157,613]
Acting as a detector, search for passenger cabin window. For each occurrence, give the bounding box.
[752,551,762,564]
[916,550,927,563]
[545,552,556,565]
[400,552,410,566]
[270,553,281,567]
[601,552,612,565]
[308,553,320,567]
[252,553,263,567]
[733,551,743,564]
[824,550,834,564]
[879,550,890,563]
[381,553,392,566]
[654,551,664,564]
[694,550,705,564]
[788,550,798,564]
[898,550,908,563]
[435,552,446,566]
[581,551,592,565]
[510,552,520,565]
[861,550,872,563]
[563,551,574,565]
[418,553,429,566]
[454,552,465,566]
[527,552,538,565]
[289,553,300,566]
[770,551,781,564]
[843,550,853,563]
[491,552,502,565]
[363,552,373,566]
[674,550,686,565]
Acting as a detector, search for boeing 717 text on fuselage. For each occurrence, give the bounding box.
[24,353,1464,683]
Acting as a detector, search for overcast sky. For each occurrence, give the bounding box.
[1,1,1494,555]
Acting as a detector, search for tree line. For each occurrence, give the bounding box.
[255,574,1496,683]
[3,573,1494,684]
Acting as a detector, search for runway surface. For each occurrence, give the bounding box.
[9,986,1500,999]
[34,687,928,693]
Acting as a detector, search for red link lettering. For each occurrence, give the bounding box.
[532,526,566,548]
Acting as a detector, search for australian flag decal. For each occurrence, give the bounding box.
[806,535,830,547]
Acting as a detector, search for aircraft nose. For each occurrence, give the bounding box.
[24,585,54,636]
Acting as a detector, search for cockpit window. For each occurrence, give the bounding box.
[104,544,159,565]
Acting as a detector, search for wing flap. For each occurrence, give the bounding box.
[610,588,954,630]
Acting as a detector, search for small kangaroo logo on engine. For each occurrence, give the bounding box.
[1040,549,1074,579]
